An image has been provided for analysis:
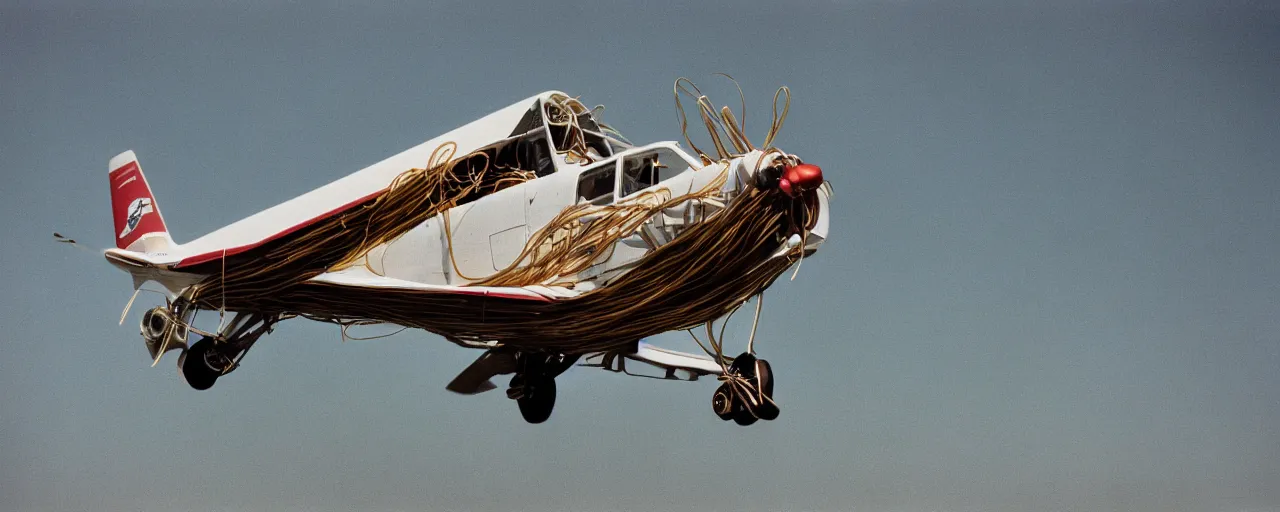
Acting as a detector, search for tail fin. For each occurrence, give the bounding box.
[109,151,173,252]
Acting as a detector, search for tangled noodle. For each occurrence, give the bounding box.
[180,78,814,356]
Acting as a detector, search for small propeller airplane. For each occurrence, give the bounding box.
[88,85,832,425]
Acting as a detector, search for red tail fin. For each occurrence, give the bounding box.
[109,151,171,251]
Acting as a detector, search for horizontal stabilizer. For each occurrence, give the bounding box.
[446,350,518,395]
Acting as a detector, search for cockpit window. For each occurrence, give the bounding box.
[516,133,556,177]
[573,107,613,157]
[620,148,690,197]
[576,162,616,205]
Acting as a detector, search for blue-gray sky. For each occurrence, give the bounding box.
[3,1,1278,511]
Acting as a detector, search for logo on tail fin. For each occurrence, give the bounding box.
[109,155,168,250]
[119,197,155,239]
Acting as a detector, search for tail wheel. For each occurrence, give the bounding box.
[512,374,556,424]
[179,337,219,391]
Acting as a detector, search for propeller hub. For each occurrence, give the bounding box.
[781,163,823,196]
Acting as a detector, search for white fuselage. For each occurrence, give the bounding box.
[348,142,740,290]
[103,90,831,300]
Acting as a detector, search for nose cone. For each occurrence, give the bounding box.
[777,163,824,197]
[785,164,823,192]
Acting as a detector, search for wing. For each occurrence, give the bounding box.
[581,340,725,380]
[311,269,723,390]
[445,341,724,396]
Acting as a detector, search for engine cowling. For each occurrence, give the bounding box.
[140,306,187,361]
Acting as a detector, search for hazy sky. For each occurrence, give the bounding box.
[3,1,1278,511]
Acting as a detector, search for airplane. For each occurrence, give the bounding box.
[92,86,832,425]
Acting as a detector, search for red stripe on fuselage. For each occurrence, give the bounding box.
[173,189,386,268]
[170,190,555,303]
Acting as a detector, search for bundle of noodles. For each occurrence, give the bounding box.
[183,142,535,312]
[265,182,813,353]
[182,77,820,355]
[467,165,727,288]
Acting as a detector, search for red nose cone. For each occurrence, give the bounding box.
[785,164,824,192]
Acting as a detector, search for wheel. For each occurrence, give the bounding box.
[728,352,757,376]
[712,384,735,421]
[180,337,220,391]
[512,374,556,424]
[726,353,779,423]
[732,402,759,426]
[728,355,761,426]
[754,359,780,421]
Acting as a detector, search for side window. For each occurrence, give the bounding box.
[576,163,616,205]
[516,133,557,177]
[620,148,690,197]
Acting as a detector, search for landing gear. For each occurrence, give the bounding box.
[506,352,576,424]
[752,358,779,421]
[712,352,779,426]
[179,336,247,391]
[712,385,735,421]
[179,337,222,390]
[173,312,277,391]
[510,374,557,424]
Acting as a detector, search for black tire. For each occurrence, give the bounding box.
[726,353,778,424]
[728,352,757,376]
[755,359,780,421]
[513,375,556,424]
[732,402,759,426]
[712,384,735,421]
[728,353,767,423]
[181,337,219,391]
